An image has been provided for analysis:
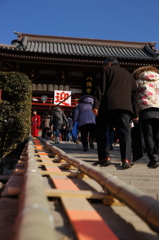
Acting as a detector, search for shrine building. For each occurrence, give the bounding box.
[0,32,159,116]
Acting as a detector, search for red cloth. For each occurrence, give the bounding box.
[31,114,41,137]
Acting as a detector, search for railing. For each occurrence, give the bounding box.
[39,137,159,234]
[32,96,79,108]
[2,136,159,239]
[8,137,57,240]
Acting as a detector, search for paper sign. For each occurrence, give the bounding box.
[54,90,71,106]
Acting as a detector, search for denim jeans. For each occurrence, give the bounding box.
[54,128,61,137]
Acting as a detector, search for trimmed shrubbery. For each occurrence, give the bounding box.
[0,72,32,158]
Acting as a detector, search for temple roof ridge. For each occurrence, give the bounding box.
[0,32,159,61]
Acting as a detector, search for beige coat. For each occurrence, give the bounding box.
[40,114,51,129]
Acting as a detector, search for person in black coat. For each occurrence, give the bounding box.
[92,57,139,168]
[50,106,68,143]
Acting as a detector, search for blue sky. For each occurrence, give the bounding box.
[1,0,159,50]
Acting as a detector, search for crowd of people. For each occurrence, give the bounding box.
[31,57,159,169]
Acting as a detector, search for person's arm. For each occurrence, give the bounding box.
[73,105,80,123]
[93,68,107,110]
[131,76,139,119]
[63,112,68,128]
[37,115,41,128]
[92,108,98,116]
[132,117,139,123]
[40,117,44,129]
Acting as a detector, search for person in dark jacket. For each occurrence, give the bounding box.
[73,95,96,151]
[92,57,139,168]
[66,114,73,141]
[50,106,68,143]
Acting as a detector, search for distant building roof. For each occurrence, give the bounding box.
[0,32,159,61]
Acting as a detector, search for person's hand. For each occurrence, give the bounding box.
[133,117,139,123]
[92,108,98,116]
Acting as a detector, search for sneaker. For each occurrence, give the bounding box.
[55,137,60,144]
[122,159,131,169]
[147,161,159,168]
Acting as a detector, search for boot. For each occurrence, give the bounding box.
[147,149,159,168]
[89,139,94,149]
[55,137,60,144]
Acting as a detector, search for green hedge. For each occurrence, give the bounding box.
[0,72,32,158]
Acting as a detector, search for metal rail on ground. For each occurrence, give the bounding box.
[39,137,159,233]
[1,136,159,239]
[2,137,57,240]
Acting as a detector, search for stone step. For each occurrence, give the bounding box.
[51,142,159,202]
[129,181,159,187]
[135,186,159,194]
[108,172,159,178]
[115,176,159,182]
[118,180,159,194]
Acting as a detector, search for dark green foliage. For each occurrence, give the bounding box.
[0,72,32,158]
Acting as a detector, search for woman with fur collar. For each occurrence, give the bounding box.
[133,66,159,168]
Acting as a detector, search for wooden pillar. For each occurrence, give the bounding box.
[0,59,4,71]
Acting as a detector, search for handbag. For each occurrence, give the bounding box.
[72,122,79,143]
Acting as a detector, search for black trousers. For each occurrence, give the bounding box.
[141,118,159,161]
[79,124,95,148]
[96,110,132,161]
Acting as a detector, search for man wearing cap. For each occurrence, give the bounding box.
[92,57,139,168]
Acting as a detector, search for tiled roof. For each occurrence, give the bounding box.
[0,32,159,60]
[23,41,159,59]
